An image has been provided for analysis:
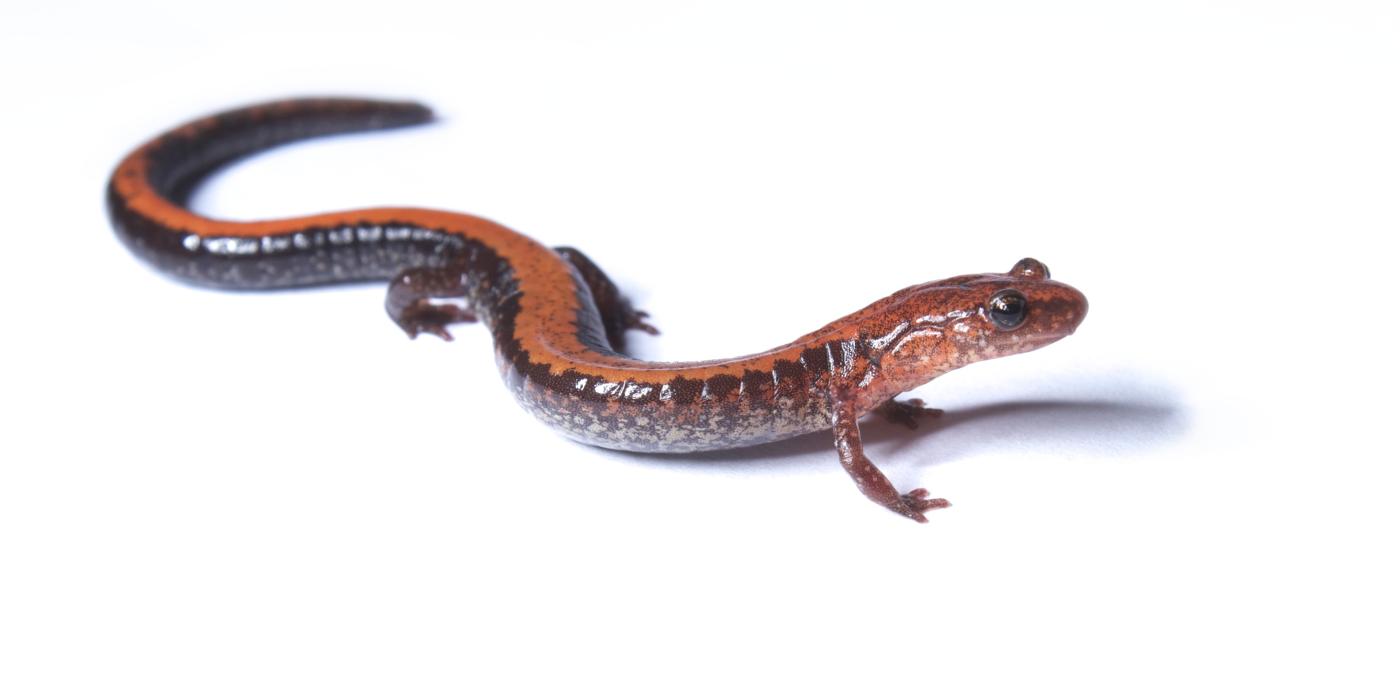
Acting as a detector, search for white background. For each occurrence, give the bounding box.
[2,1,1396,698]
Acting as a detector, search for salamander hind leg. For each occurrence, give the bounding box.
[874,397,945,430]
[833,395,950,522]
[385,263,478,341]
[554,246,658,351]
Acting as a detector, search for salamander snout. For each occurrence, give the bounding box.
[982,258,1087,353]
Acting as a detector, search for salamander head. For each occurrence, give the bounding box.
[876,258,1088,391]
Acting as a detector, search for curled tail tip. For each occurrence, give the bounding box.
[240,96,435,127]
[316,96,435,128]
[380,98,436,126]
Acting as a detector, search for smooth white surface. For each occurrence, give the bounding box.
[1,2,1396,698]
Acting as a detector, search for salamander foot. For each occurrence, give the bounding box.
[625,309,660,336]
[893,488,951,522]
[874,397,944,430]
[394,300,477,341]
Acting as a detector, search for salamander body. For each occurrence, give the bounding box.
[107,98,1088,521]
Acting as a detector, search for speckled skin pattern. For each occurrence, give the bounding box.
[107,98,1089,522]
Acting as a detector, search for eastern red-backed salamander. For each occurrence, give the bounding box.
[107,97,1089,522]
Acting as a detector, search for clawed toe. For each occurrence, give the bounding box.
[626,309,660,335]
[899,489,951,521]
[396,301,477,341]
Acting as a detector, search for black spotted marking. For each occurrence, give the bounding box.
[668,376,705,405]
[552,368,594,397]
[705,374,741,401]
[771,359,807,399]
[742,369,774,405]
[800,345,831,375]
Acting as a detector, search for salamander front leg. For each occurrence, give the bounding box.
[385,264,478,341]
[832,396,950,522]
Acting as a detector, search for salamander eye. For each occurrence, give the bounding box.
[1011,258,1050,279]
[987,290,1029,330]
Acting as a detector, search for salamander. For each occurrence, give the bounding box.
[106,97,1089,522]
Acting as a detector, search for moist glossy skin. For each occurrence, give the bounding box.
[106,97,1089,522]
